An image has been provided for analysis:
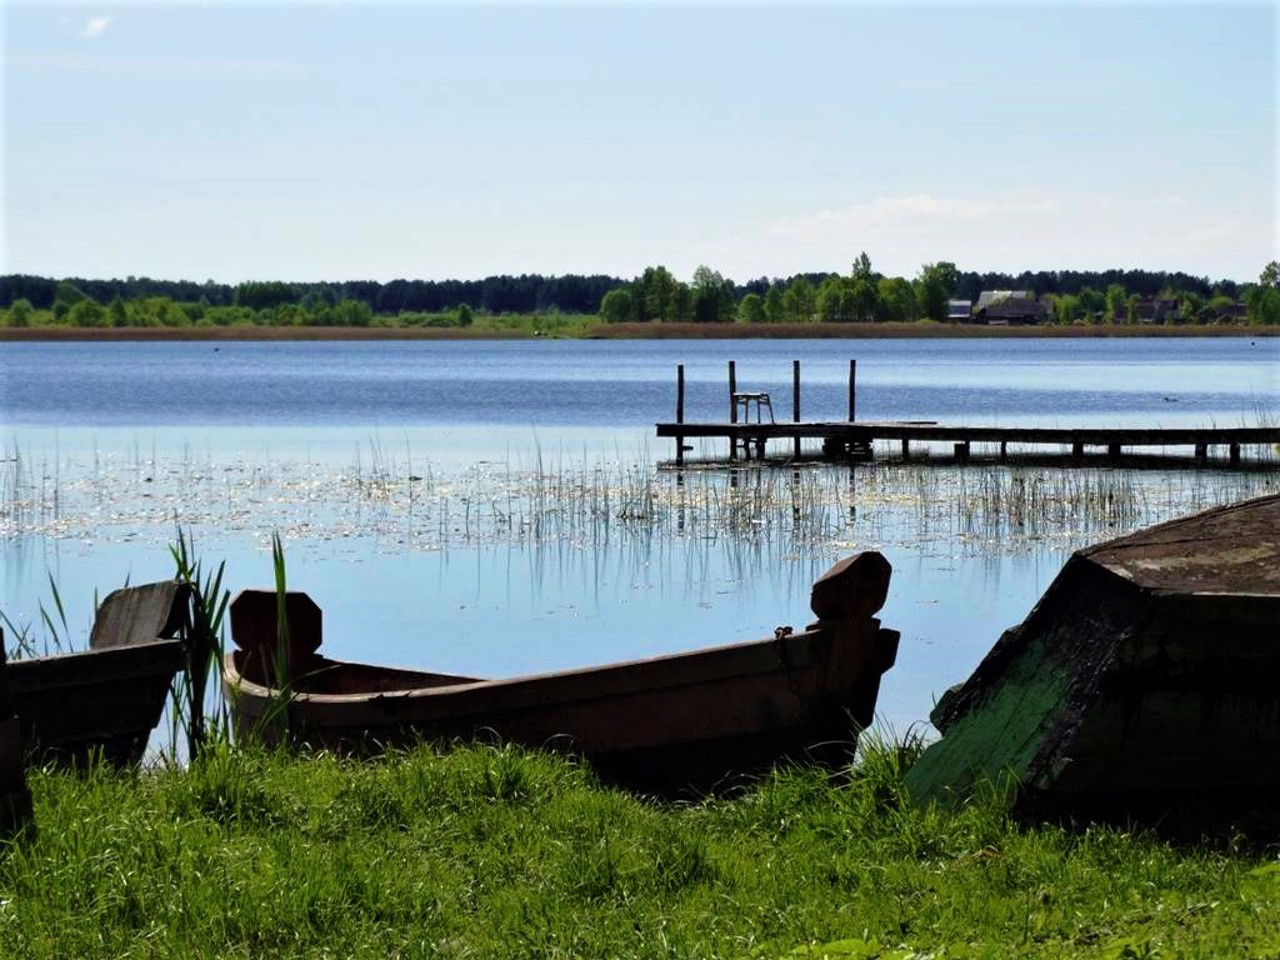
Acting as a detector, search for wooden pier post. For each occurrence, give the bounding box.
[848,359,857,422]
[901,439,910,461]
[1230,442,1241,466]
[999,441,1008,463]
[793,360,801,460]
[675,364,686,467]
[1107,443,1121,462]
[1072,441,1084,462]
[1195,442,1208,465]
[728,360,738,461]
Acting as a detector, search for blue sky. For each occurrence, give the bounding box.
[3,2,1276,285]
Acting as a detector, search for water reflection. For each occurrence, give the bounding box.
[3,436,1276,736]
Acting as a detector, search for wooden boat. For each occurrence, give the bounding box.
[5,581,189,767]
[905,493,1280,829]
[223,552,900,794]
[0,641,32,835]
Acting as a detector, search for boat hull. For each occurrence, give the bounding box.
[7,640,185,766]
[223,552,900,794]
[906,494,1280,831]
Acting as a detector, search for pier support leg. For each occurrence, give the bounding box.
[954,442,970,461]
[1230,442,1241,466]
[1072,442,1084,462]
[1107,443,1121,462]
[1195,442,1208,465]
[999,441,1008,463]
[793,360,802,460]
[675,364,685,466]
[901,439,910,461]
[848,359,857,422]
[727,361,737,462]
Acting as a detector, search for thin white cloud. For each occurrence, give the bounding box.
[82,16,114,38]
[693,190,1268,281]
[797,193,1063,232]
[15,55,299,76]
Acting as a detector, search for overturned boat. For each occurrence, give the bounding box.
[223,552,900,794]
[905,493,1280,828]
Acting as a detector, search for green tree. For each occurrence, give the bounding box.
[736,292,766,324]
[456,303,474,327]
[1245,262,1280,325]
[107,296,130,327]
[852,251,874,281]
[691,266,733,322]
[848,277,880,323]
[1076,286,1105,322]
[1206,294,1236,323]
[5,298,33,327]
[599,288,633,323]
[636,266,678,322]
[915,262,957,323]
[235,281,295,311]
[763,285,785,324]
[876,277,918,323]
[332,299,373,326]
[782,277,816,322]
[816,276,848,321]
[1054,293,1081,325]
[67,298,106,327]
[1104,283,1128,323]
[668,282,693,323]
[52,281,87,322]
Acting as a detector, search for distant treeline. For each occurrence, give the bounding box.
[0,274,619,316]
[2,260,1276,329]
[0,267,1244,314]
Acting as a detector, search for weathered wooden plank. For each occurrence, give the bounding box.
[89,580,190,649]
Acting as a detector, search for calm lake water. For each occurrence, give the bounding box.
[1,337,1277,738]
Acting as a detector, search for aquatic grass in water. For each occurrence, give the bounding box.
[1,571,79,659]
[2,438,1276,560]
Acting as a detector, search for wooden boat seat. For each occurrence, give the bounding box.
[90,580,191,649]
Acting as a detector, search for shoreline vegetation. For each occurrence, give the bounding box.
[2,320,1277,342]
[5,739,1280,958]
[4,259,1279,338]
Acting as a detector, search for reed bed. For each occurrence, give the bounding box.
[3,439,1276,564]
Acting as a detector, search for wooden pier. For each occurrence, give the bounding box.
[656,361,1280,468]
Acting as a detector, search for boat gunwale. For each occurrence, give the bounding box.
[223,624,831,707]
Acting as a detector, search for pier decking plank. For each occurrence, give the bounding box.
[655,420,1280,464]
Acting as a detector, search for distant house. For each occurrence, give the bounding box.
[1210,301,1248,323]
[973,290,1047,325]
[947,299,972,322]
[1134,298,1180,324]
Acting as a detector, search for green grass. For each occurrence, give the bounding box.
[3,739,1279,959]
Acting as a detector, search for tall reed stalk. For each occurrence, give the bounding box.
[170,529,230,760]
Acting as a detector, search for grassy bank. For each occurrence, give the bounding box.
[3,741,1279,959]
[2,321,1276,342]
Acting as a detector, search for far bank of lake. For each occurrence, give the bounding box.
[2,321,1277,342]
